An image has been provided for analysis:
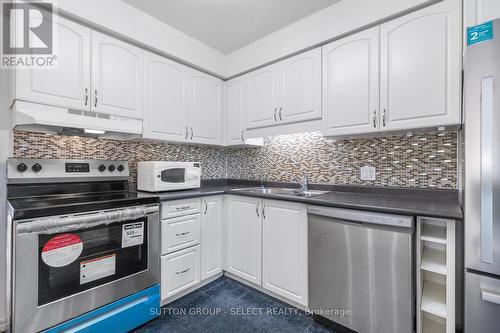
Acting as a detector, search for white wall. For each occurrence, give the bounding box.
[54,0,440,78]
[225,0,440,76]
[55,0,226,77]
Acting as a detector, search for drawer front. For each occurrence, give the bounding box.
[465,271,500,333]
[161,214,201,255]
[161,198,201,219]
[161,246,200,300]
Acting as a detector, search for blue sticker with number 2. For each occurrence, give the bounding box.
[468,21,493,45]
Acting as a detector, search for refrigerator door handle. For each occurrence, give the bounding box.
[480,77,494,264]
[481,289,500,305]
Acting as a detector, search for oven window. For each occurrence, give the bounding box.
[37,218,148,306]
[161,168,186,183]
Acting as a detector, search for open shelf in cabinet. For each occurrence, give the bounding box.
[421,246,447,275]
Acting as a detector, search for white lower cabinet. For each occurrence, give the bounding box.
[262,200,308,306]
[224,195,262,285]
[161,245,201,300]
[160,196,223,302]
[201,196,223,280]
[224,195,308,306]
[161,214,201,255]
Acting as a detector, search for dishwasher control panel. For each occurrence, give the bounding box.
[307,206,414,229]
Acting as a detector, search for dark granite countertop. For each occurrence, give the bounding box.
[136,179,463,220]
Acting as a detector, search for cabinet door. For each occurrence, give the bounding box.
[322,27,379,136]
[201,196,223,280]
[224,195,262,285]
[278,48,322,125]
[143,52,189,142]
[262,199,308,306]
[16,16,91,110]
[224,78,246,145]
[379,1,461,131]
[246,65,278,129]
[189,71,222,145]
[91,31,144,119]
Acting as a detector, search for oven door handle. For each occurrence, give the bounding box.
[16,204,159,235]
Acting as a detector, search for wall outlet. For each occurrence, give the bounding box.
[360,166,376,181]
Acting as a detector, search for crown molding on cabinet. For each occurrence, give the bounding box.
[50,0,442,79]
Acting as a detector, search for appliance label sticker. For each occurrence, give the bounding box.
[122,222,144,248]
[41,234,83,267]
[80,254,116,285]
[467,21,493,45]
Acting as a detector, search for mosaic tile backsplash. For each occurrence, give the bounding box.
[13,130,458,189]
[13,131,227,183]
[227,131,458,189]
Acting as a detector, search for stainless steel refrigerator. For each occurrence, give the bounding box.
[465,18,500,332]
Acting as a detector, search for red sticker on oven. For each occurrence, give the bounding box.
[41,234,83,267]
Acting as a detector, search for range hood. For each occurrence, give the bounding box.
[12,100,143,140]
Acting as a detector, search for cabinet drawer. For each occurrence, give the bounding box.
[161,198,201,219]
[161,246,200,300]
[161,214,201,255]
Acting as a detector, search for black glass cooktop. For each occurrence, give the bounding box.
[8,191,158,221]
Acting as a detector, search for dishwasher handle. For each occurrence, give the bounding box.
[308,205,413,229]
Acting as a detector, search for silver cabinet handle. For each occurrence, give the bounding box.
[278,107,283,121]
[176,268,190,274]
[176,231,190,236]
[262,202,266,219]
[373,110,377,128]
[184,126,188,139]
[84,88,89,106]
[256,202,260,217]
[190,127,194,140]
[241,130,245,142]
[481,289,500,305]
[176,205,191,211]
[273,108,277,121]
[94,90,98,108]
[382,109,386,127]
[204,199,208,215]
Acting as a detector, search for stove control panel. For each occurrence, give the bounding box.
[7,159,129,183]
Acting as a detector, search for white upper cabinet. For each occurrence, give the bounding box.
[201,196,223,280]
[246,65,278,129]
[91,31,144,119]
[379,0,461,131]
[246,49,321,130]
[224,78,246,145]
[278,48,322,125]
[466,0,500,25]
[189,71,222,145]
[15,16,91,111]
[262,200,308,306]
[322,27,380,136]
[143,52,189,142]
[224,195,262,285]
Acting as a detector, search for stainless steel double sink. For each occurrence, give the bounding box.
[230,187,329,198]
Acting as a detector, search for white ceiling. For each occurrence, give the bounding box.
[122,0,341,54]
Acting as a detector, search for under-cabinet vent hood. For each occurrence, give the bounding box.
[11,100,142,140]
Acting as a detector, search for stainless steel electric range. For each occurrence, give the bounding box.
[6,159,160,333]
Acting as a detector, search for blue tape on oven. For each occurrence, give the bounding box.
[44,284,160,333]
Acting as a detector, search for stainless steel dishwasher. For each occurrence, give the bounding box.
[308,205,414,333]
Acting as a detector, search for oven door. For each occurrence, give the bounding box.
[12,205,159,333]
[155,165,201,191]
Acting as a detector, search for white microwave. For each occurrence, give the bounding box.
[137,161,201,192]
